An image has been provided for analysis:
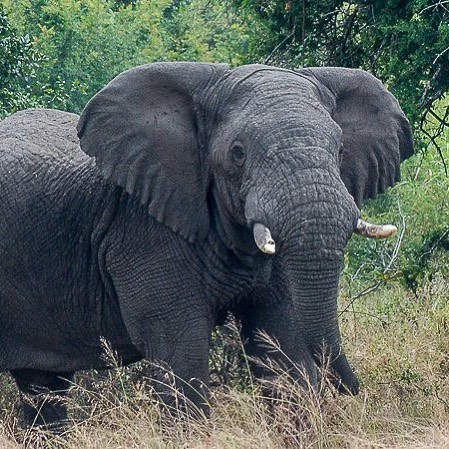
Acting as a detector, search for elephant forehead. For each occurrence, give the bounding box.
[219,66,317,106]
[224,110,342,153]
[218,80,335,134]
[251,83,315,108]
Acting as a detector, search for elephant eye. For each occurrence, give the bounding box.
[230,142,246,166]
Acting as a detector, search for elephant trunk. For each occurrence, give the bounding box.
[285,256,359,394]
[245,179,360,394]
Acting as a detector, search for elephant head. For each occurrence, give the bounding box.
[77,63,413,393]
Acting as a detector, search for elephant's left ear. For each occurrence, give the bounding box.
[297,67,414,206]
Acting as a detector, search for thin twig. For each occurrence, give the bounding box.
[420,125,448,176]
[339,282,389,315]
[420,0,449,14]
[301,0,306,45]
[433,45,449,65]
[427,106,449,127]
[264,24,297,65]
[417,227,449,264]
[339,6,359,58]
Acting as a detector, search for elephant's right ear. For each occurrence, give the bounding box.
[77,62,229,242]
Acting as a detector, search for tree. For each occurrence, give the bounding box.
[233,0,449,142]
[3,0,253,113]
[162,0,254,65]
[0,7,42,117]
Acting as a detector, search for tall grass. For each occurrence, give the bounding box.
[1,134,449,448]
[1,274,449,449]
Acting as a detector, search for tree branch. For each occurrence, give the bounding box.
[263,23,297,65]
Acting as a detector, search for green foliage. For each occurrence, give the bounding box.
[2,0,253,114]
[233,0,449,127]
[0,7,44,117]
[344,113,449,294]
[162,0,254,65]
[2,0,173,112]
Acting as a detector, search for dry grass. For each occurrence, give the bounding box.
[0,274,448,448]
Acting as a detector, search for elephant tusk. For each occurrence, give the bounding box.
[355,218,397,239]
[253,223,276,254]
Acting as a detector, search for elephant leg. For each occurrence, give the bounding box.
[152,340,211,419]
[107,246,213,418]
[119,306,212,418]
[11,369,74,430]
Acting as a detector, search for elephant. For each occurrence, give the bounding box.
[0,62,413,428]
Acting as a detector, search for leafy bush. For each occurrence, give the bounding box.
[2,0,173,112]
[344,103,449,295]
[2,0,253,114]
[162,0,254,65]
[0,8,42,117]
[0,6,74,117]
[231,0,449,128]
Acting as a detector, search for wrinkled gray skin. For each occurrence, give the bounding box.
[0,63,413,428]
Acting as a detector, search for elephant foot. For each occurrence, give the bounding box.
[149,363,210,420]
[328,352,360,395]
[10,369,74,431]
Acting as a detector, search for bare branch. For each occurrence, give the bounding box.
[339,6,359,58]
[264,23,297,65]
[433,45,449,64]
[417,227,449,265]
[419,110,448,176]
[420,0,449,14]
[427,107,449,127]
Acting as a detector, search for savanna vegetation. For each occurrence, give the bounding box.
[1,0,449,447]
